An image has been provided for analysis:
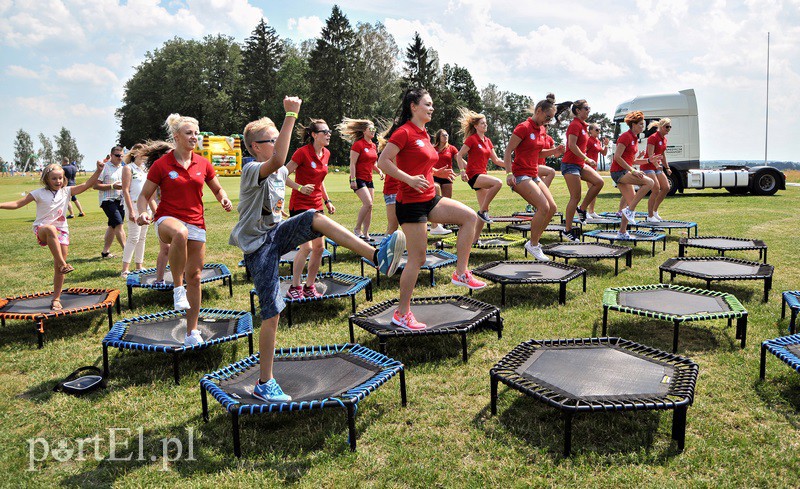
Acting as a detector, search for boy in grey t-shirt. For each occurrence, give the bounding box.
[231,96,406,403]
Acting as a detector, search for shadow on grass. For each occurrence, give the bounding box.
[0,312,109,350]
[661,278,761,304]
[475,391,684,461]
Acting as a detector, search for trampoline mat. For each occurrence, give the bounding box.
[545,224,567,232]
[590,230,660,240]
[136,268,225,286]
[670,260,761,276]
[481,262,575,281]
[0,292,108,314]
[686,238,760,249]
[618,289,730,316]
[787,344,800,358]
[515,346,673,400]
[585,217,620,225]
[489,216,530,222]
[637,221,694,228]
[361,301,488,332]
[278,277,359,297]
[508,223,531,231]
[280,249,330,262]
[478,238,517,247]
[548,244,624,256]
[122,317,238,347]
[218,353,381,403]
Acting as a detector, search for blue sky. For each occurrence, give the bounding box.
[1,0,798,166]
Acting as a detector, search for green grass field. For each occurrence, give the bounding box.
[0,171,798,487]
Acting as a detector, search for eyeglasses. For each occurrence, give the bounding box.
[254,139,277,145]
[314,129,332,135]
[664,125,672,129]
[112,154,122,157]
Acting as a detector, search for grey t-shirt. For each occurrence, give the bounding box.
[229,162,288,254]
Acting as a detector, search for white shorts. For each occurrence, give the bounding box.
[155,216,207,243]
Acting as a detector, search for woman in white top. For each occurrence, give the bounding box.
[120,144,158,277]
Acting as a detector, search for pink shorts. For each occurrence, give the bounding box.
[34,226,70,247]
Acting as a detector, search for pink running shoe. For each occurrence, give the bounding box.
[451,270,487,290]
[391,310,427,330]
[285,285,303,300]
[302,283,323,298]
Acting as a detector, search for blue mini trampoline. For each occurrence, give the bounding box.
[360,249,457,286]
[631,219,698,236]
[102,308,253,384]
[760,334,800,380]
[582,229,666,256]
[200,343,406,457]
[782,291,800,334]
[126,263,232,309]
[250,272,372,327]
[325,233,386,260]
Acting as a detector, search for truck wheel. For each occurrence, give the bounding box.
[750,169,780,195]
[726,187,749,195]
[666,172,679,196]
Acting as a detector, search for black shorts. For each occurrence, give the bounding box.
[352,179,374,191]
[289,208,323,217]
[395,195,442,225]
[70,195,78,202]
[100,199,125,227]
[433,176,453,186]
[467,174,482,190]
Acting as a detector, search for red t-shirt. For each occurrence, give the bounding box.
[562,117,589,166]
[388,121,438,204]
[537,135,554,167]
[511,118,548,178]
[585,136,603,163]
[434,144,458,171]
[642,131,668,171]
[611,130,638,172]
[463,133,494,179]
[352,138,378,181]
[289,144,329,211]
[383,174,399,196]
[147,151,216,229]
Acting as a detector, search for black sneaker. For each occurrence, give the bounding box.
[576,207,587,222]
[563,228,581,242]
[477,210,493,224]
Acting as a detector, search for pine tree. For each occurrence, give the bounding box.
[239,19,285,126]
[402,32,440,94]
[54,127,83,168]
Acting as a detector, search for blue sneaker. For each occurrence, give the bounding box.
[377,230,406,277]
[253,378,292,403]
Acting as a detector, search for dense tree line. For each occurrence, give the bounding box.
[116,4,611,165]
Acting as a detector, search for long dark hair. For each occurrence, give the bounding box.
[385,88,430,141]
[295,119,328,146]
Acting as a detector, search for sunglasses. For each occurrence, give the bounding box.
[582,106,591,111]
[314,129,332,135]
[664,125,672,129]
[112,154,122,157]
[254,139,277,145]
[367,127,375,132]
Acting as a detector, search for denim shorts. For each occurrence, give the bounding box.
[611,170,628,184]
[643,169,663,175]
[560,163,583,175]
[515,175,542,185]
[155,216,206,242]
[245,209,322,320]
[383,193,397,205]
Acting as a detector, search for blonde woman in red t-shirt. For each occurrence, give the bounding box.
[378,88,486,330]
[429,129,457,235]
[583,123,609,218]
[339,118,383,239]
[136,113,232,347]
[644,118,672,221]
[285,119,334,300]
[455,108,505,241]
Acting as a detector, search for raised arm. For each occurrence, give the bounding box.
[259,96,302,179]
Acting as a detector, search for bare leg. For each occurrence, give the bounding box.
[385,202,398,234]
[617,174,654,233]
[312,214,384,260]
[397,222,427,314]
[354,186,374,237]
[184,240,205,334]
[291,241,312,288]
[38,225,67,270]
[428,197,480,276]
[258,315,280,382]
[563,173,582,232]
[538,165,556,188]
[580,167,604,210]
[156,242,170,281]
[52,244,69,302]
[653,172,670,214]
[157,218,189,288]
[514,180,556,246]
[304,236,325,286]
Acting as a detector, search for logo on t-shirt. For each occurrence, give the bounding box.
[168,171,179,179]
[363,148,370,153]
[530,134,536,140]
[582,130,587,135]
[478,144,484,149]
[311,162,317,169]
[415,140,425,147]
[659,141,663,146]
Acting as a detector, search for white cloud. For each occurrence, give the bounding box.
[15,96,65,118]
[6,65,41,78]
[69,103,112,118]
[287,16,324,39]
[57,63,118,86]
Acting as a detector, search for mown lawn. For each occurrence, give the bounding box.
[0,170,798,487]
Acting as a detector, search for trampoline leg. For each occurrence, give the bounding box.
[672,320,680,353]
[116,296,121,314]
[228,277,233,297]
[672,406,687,451]
[738,315,747,349]
[232,412,241,458]
[791,311,798,335]
[659,270,664,283]
[327,257,332,274]
[37,321,44,349]
[705,279,711,290]
[559,283,566,305]
[763,249,767,264]
[360,260,364,277]
[495,312,503,339]
[249,291,255,318]
[504,247,508,260]
[286,303,292,328]
[103,344,110,378]
[107,306,113,330]
[248,333,254,355]
[679,243,685,257]
[625,252,632,268]
[490,374,498,416]
[351,294,356,314]
[376,269,380,287]
[602,306,608,336]
[614,257,619,276]
[173,354,180,385]
[764,278,771,303]
[781,297,786,319]
[201,385,209,422]
[379,340,387,356]
[429,269,435,287]
[651,242,655,257]
[366,283,372,302]
[501,284,506,306]
[460,332,468,363]
[346,404,357,451]
[760,342,767,380]
[128,285,133,309]
[563,412,573,457]
[582,273,587,292]
[399,368,407,407]
[348,318,355,343]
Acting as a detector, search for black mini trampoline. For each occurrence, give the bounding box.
[250,272,372,327]
[631,219,698,236]
[441,233,526,260]
[200,343,406,457]
[0,288,120,348]
[102,308,253,384]
[541,242,632,275]
[602,284,748,352]
[583,229,666,256]
[126,263,232,309]
[490,337,698,456]
[326,234,385,260]
[567,215,621,230]
[782,291,800,334]
[471,260,586,306]
[360,249,457,286]
[760,334,800,380]
[678,236,768,263]
[349,295,502,362]
[659,256,774,302]
[485,215,531,232]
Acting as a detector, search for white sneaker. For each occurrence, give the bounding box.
[525,241,550,261]
[646,216,662,223]
[183,329,204,347]
[173,285,190,310]
[621,207,637,225]
[587,212,602,220]
[654,211,664,221]
[615,231,632,240]
[430,224,452,235]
